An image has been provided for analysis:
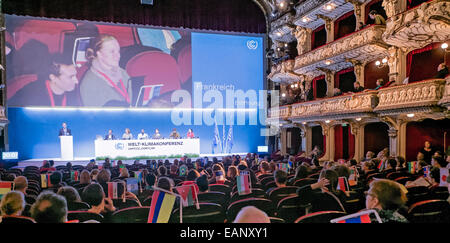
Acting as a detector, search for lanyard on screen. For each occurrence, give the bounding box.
[46,80,67,107]
[95,69,130,103]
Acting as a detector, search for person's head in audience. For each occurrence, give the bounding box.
[96,169,111,184]
[366,151,375,160]
[332,165,350,179]
[157,177,174,192]
[417,160,428,173]
[50,171,63,187]
[233,206,270,223]
[49,160,55,168]
[31,191,67,223]
[80,170,91,185]
[170,165,178,175]
[269,162,277,173]
[196,175,209,192]
[431,155,448,168]
[376,78,384,87]
[346,159,358,167]
[13,176,28,194]
[365,179,407,212]
[186,169,200,181]
[227,166,238,180]
[363,160,376,173]
[396,156,406,169]
[323,161,335,170]
[90,169,99,181]
[66,162,73,171]
[119,167,129,178]
[354,81,362,90]
[430,167,442,186]
[146,173,157,188]
[274,170,288,188]
[294,165,309,179]
[433,150,443,158]
[82,183,108,214]
[318,169,339,193]
[259,161,271,174]
[0,191,25,216]
[57,186,81,203]
[386,158,397,170]
[157,165,167,176]
[417,152,425,162]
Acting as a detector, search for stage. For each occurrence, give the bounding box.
[11,153,249,170]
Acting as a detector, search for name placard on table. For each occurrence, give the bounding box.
[94,138,200,160]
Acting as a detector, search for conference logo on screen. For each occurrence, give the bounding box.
[246,40,258,50]
[115,143,125,150]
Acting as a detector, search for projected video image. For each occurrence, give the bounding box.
[6,15,192,107]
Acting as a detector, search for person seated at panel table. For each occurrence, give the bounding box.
[58,122,72,136]
[353,81,365,93]
[152,129,162,139]
[186,128,195,139]
[169,128,180,139]
[122,128,133,140]
[104,129,115,140]
[8,53,81,107]
[137,129,149,140]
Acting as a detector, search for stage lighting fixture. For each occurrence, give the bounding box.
[140,0,154,5]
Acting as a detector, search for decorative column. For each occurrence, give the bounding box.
[317,14,334,43]
[382,0,407,19]
[296,123,312,154]
[346,0,364,30]
[320,122,335,162]
[398,120,408,159]
[317,67,335,97]
[346,58,365,87]
[291,26,312,56]
[280,127,287,155]
[387,46,407,85]
[349,121,365,161]
[388,127,398,157]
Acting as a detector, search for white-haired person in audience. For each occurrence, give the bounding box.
[233,206,270,223]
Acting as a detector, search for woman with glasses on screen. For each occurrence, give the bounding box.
[80,35,133,107]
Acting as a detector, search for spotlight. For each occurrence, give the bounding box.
[325,4,333,10]
[382,58,388,64]
[325,60,331,65]
[355,117,362,121]
[282,93,286,97]
[291,84,295,88]
[280,2,285,8]
[284,43,289,47]
[407,113,415,118]
[276,32,282,37]
[375,60,381,66]
[325,120,331,123]
[302,17,309,23]
[302,122,307,125]
[442,43,448,49]
[294,83,298,88]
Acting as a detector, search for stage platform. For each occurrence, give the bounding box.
[12,153,249,170]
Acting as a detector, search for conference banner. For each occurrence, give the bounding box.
[94,138,200,160]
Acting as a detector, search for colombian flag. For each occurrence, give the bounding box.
[337,214,371,223]
[237,172,252,196]
[0,182,14,199]
[147,190,176,223]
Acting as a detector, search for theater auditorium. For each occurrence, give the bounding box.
[0,0,449,225]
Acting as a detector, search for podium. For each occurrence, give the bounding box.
[59,136,74,160]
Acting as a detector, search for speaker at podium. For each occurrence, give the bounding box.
[59,136,74,160]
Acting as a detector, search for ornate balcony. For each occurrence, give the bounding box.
[268,105,291,119]
[374,79,446,115]
[287,91,379,122]
[293,24,388,78]
[268,59,302,83]
[438,76,450,110]
[382,0,450,50]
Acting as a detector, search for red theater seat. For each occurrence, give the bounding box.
[111,206,151,223]
[226,198,275,222]
[68,211,104,223]
[277,195,309,223]
[7,74,38,100]
[295,211,347,223]
[176,43,192,84]
[172,202,225,223]
[14,20,76,54]
[407,199,450,223]
[125,51,182,96]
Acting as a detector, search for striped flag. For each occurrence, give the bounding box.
[107,182,120,199]
[176,184,199,208]
[215,171,225,184]
[41,174,52,188]
[377,160,384,171]
[236,171,252,196]
[212,118,222,154]
[278,163,289,173]
[408,162,416,174]
[440,168,449,187]
[147,190,176,223]
[225,125,233,153]
[71,171,79,181]
[337,177,350,192]
[337,214,371,223]
[125,178,139,195]
[119,164,126,173]
[134,170,143,182]
[0,182,14,199]
[423,166,431,179]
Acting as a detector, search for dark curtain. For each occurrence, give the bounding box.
[406,119,450,162]
[311,25,326,50]
[334,11,356,40]
[312,126,325,158]
[2,0,267,33]
[335,67,354,92]
[364,122,389,155]
[334,125,343,160]
[312,75,325,99]
[365,0,386,24]
[364,59,389,89]
[407,42,445,83]
[348,125,355,159]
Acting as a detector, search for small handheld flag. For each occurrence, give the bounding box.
[423,166,430,179]
[337,177,350,192]
[176,184,199,209]
[125,178,140,195]
[147,189,176,223]
[107,182,125,200]
[408,162,416,174]
[377,160,384,171]
[439,168,449,187]
[236,171,252,196]
[278,163,289,173]
[330,209,382,223]
[71,171,79,181]
[215,171,225,184]
[179,165,188,177]
[0,182,14,199]
[41,174,52,188]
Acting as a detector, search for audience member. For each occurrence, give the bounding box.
[0,191,26,217]
[233,206,270,223]
[31,191,68,223]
